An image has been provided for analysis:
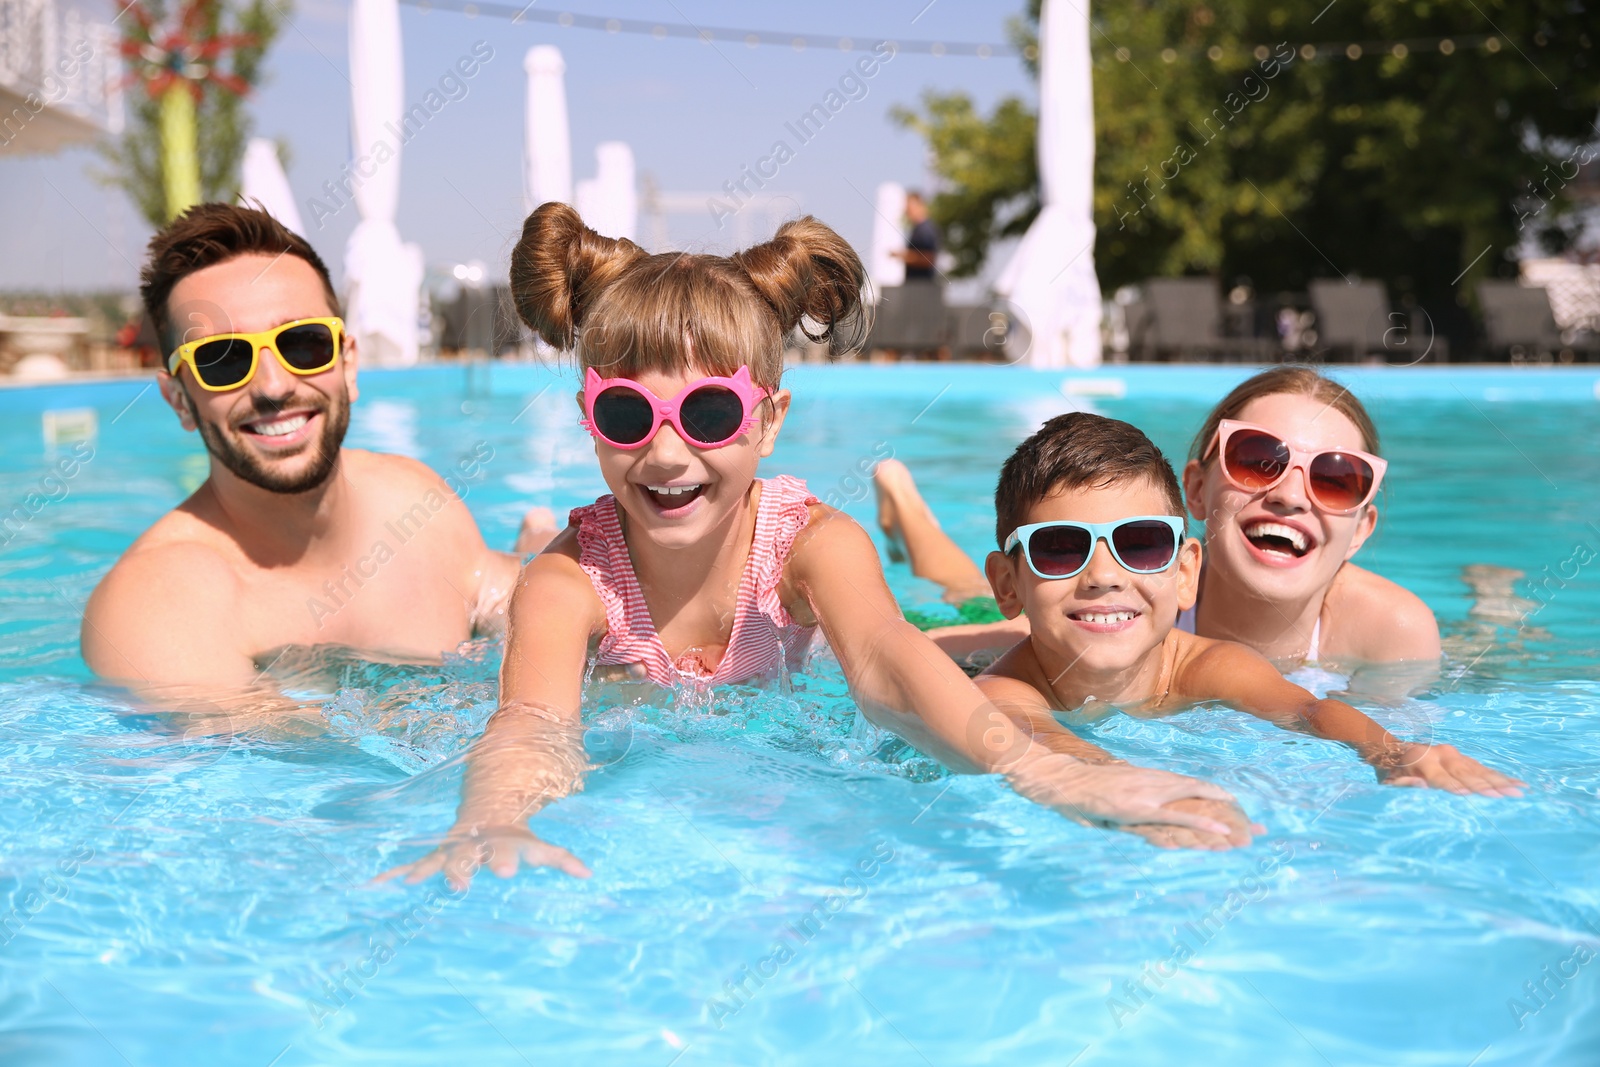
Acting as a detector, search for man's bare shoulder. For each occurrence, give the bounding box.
[84,524,248,681]
[343,449,453,500]
[100,498,243,584]
[344,450,487,535]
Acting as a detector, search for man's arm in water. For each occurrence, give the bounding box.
[466,507,561,638]
[367,452,558,639]
[82,539,258,687]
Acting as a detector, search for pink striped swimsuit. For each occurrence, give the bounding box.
[569,475,819,688]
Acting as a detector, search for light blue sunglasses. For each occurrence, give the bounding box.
[1003,516,1186,580]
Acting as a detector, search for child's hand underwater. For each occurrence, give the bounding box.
[1374,742,1526,797]
[1121,796,1264,851]
[1005,754,1249,842]
[376,826,592,891]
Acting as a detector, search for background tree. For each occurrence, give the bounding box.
[895,1,1599,349]
[100,0,286,227]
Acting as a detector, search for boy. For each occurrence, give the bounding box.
[974,413,1524,798]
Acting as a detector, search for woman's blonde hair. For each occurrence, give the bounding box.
[509,202,867,390]
[1189,365,1382,464]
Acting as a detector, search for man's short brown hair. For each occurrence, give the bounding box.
[994,411,1186,546]
[140,203,340,353]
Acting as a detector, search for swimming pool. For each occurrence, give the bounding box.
[2,364,1597,1065]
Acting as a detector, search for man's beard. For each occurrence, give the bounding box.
[189,389,351,494]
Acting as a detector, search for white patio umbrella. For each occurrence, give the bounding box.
[994,0,1102,367]
[239,138,305,235]
[343,0,424,366]
[523,45,573,213]
[867,181,906,300]
[574,141,637,241]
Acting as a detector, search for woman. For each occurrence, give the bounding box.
[878,366,1441,668]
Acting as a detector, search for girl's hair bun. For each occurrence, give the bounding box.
[509,201,647,349]
[733,216,867,355]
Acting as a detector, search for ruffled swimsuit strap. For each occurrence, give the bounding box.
[707,475,819,684]
[570,497,677,684]
[748,474,818,630]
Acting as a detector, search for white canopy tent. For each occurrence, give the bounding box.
[343,0,424,366]
[867,181,907,300]
[575,141,638,242]
[238,137,304,235]
[994,0,1102,367]
[523,45,573,213]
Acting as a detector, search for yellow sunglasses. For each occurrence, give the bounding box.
[166,316,344,392]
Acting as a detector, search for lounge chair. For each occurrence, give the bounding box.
[1308,279,1390,362]
[865,282,947,357]
[944,304,1005,360]
[1476,281,1594,361]
[1126,278,1224,361]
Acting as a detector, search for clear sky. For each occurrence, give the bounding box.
[0,0,1038,293]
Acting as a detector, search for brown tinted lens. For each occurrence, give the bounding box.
[1110,521,1179,572]
[1222,429,1290,490]
[1026,525,1094,576]
[1308,452,1375,511]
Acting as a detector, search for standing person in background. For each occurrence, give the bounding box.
[887,191,947,360]
[896,191,939,281]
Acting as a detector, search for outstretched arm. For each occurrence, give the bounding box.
[1181,639,1523,796]
[977,671,1259,850]
[786,509,1245,839]
[381,537,600,888]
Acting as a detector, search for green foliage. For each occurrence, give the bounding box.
[895,0,1600,310]
[98,0,288,229]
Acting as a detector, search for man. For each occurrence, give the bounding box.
[83,204,553,691]
[896,190,940,280]
[887,191,946,360]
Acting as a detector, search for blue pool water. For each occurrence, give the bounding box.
[1,364,1598,1066]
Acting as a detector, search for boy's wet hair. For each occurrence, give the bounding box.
[994,412,1186,546]
[140,202,340,353]
[509,202,867,391]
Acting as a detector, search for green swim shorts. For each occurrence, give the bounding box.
[903,596,1006,631]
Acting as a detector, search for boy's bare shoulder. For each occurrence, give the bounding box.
[1326,563,1441,661]
[975,642,1054,709]
[1167,630,1277,706]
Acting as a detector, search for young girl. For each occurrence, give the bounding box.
[878,367,1441,670]
[384,207,1253,887]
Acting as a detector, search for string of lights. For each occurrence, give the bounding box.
[395,0,1516,67]
[398,0,1014,57]
[1129,35,1502,65]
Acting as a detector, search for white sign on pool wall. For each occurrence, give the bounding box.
[1062,377,1127,399]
